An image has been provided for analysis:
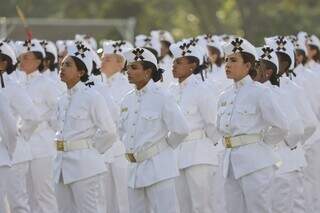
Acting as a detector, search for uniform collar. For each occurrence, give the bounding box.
[135,80,154,96]
[26,70,41,81]
[179,74,197,89]
[234,75,252,89]
[67,81,85,96]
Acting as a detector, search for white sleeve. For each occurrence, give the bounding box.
[90,92,117,153]
[162,93,190,148]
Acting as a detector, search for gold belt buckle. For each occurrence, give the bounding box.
[56,140,65,151]
[224,136,233,148]
[125,153,137,163]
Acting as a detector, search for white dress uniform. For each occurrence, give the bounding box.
[265,79,308,213]
[119,80,189,213]
[54,82,117,213]
[24,70,60,213]
[100,72,133,213]
[0,91,17,213]
[169,74,222,213]
[302,59,320,213]
[1,72,41,213]
[159,54,177,89]
[218,75,288,213]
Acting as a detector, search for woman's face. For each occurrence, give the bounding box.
[307,45,318,60]
[295,51,304,65]
[225,53,250,81]
[19,52,41,74]
[207,46,219,64]
[160,41,170,58]
[59,56,83,85]
[101,54,124,75]
[0,55,8,72]
[172,57,195,79]
[126,61,150,86]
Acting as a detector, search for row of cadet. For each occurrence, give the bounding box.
[0,30,320,213]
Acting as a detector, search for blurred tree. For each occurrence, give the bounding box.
[1,0,320,43]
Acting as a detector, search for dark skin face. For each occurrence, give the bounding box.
[207,46,219,64]
[225,53,251,82]
[253,60,273,83]
[19,52,41,74]
[295,51,304,65]
[59,56,85,89]
[172,57,197,83]
[160,41,170,59]
[0,55,8,74]
[126,61,152,90]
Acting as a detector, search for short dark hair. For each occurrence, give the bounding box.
[141,61,162,82]
[0,53,16,74]
[71,56,89,82]
[32,51,44,72]
[207,46,223,67]
[276,52,292,73]
[240,52,257,79]
[45,52,58,72]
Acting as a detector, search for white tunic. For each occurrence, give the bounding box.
[1,72,40,164]
[0,91,17,166]
[24,71,60,159]
[54,82,117,184]
[217,75,288,179]
[102,72,133,159]
[119,80,189,188]
[169,74,223,168]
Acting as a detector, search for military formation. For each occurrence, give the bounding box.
[0,30,320,213]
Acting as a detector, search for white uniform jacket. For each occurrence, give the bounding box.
[24,71,60,159]
[2,72,40,164]
[170,74,223,168]
[119,80,189,188]
[54,82,117,184]
[217,76,288,179]
[0,92,17,166]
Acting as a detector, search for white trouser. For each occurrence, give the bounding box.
[56,174,106,213]
[0,166,10,213]
[224,165,274,213]
[271,171,306,213]
[128,178,180,213]
[175,164,217,213]
[27,157,58,213]
[104,155,129,213]
[303,141,320,213]
[7,161,31,213]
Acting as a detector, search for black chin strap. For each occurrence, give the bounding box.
[0,72,4,88]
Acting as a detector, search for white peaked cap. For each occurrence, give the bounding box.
[124,47,158,69]
[256,45,279,74]
[103,40,134,57]
[170,39,204,64]
[223,37,258,59]
[40,40,58,63]
[307,34,320,50]
[265,36,295,70]
[151,30,175,44]
[0,41,17,65]
[135,34,161,57]
[16,39,46,58]
[66,41,93,74]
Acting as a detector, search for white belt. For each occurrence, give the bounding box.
[223,134,262,148]
[125,139,169,163]
[184,129,206,141]
[56,139,91,152]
